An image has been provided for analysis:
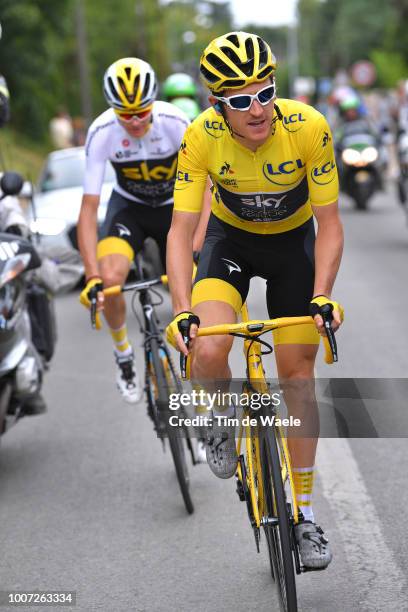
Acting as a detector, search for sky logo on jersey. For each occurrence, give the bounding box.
[122,159,177,181]
[204,119,226,138]
[311,160,336,185]
[241,194,287,210]
[282,113,307,132]
[263,159,305,186]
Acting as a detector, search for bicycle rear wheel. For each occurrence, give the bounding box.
[261,427,297,612]
[149,339,194,515]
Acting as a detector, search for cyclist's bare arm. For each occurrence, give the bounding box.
[167,210,200,314]
[192,178,212,253]
[77,193,100,279]
[312,200,344,329]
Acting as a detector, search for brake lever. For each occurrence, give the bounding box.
[90,298,97,330]
[320,304,338,362]
[178,319,190,379]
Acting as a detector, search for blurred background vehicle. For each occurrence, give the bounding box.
[29,146,115,251]
[334,95,388,210]
[0,172,49,429]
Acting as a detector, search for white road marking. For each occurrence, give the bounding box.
[317,438,406,611]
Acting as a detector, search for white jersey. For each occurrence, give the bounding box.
[84,101,189,206]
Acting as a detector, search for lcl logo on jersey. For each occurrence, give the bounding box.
[263,159,305,186]
[311,160,336,185]
[174,171,194,191]
[282,113,306,133]
[176,171,193,182]
[122,159,177,181]
[204,119,226,138]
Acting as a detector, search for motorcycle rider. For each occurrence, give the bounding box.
[335,95,376,138]
[162,72,202,121]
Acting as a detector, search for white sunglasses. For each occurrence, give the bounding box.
[213,82,276,111]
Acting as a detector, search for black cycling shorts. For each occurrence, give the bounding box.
[99,190,173,266]
[192,214,319,344]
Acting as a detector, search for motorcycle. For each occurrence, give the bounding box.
[336,122,386,210]
[0,172,51,435]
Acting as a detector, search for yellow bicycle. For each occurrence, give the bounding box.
[181,303,337,612]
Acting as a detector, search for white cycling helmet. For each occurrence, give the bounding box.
[103,57,158,111]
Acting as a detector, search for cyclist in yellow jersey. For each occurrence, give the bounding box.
[166,32,344,569]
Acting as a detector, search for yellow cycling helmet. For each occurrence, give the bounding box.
[103,57,158,111]
[199,31,277,93]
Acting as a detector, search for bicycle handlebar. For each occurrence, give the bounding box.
[89,276,165,329]
[179,313,338,378]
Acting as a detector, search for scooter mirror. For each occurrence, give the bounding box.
[0,172,24,197]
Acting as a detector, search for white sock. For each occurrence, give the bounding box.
[114,346,133,359]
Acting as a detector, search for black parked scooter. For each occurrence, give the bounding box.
[0,172,53,434]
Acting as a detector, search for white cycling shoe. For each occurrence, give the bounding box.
[206,417,238,479]
[115,351,142,404]
[295,520,332,569]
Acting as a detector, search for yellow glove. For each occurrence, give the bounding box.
[79,277,104,330]
[309,295,344,322]
[166,311,200,350]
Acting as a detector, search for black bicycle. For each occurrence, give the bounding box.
[90,257,196,514]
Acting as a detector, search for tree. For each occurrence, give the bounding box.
[0,0,74,138]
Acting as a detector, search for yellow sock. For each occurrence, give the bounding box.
[293,466,315,522]
[110,324,131,354]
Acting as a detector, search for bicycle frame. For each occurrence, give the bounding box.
[236,303,300,529]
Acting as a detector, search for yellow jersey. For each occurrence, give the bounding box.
[174,98,338,234]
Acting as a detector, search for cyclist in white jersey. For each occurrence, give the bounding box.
[78,58,194,403]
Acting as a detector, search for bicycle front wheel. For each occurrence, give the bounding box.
[149,339,194,515]
[261,427,297,612]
